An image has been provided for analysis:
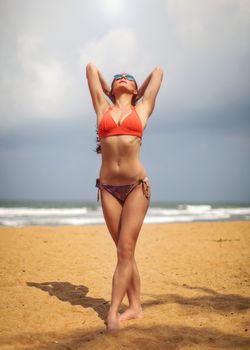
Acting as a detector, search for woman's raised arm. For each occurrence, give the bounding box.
[136,66,164,117]
[86,63,112,115]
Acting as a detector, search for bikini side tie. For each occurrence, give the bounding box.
[96,178,100,202]
[139,177,151,200]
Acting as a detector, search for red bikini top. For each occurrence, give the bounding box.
[98,105,143,140]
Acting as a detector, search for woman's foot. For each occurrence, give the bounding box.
[118,306,143,321]
[104,312,121,332]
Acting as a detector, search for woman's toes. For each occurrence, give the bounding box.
[119,307,143,321]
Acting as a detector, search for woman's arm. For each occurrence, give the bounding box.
[86,63,113,114]
[97,68,116,104]
[135,66,164,116]
[135,72,153,102]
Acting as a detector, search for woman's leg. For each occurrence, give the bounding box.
[118,257,143,321]
[100,188,142,312]
[106,180,151,331]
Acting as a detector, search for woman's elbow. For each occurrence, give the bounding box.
[155,66,164,73]
[86,62,97,72]
[154,66,164,80]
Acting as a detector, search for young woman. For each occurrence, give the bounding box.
[86,63,164,332]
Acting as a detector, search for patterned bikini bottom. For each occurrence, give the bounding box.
[95,176,151,205]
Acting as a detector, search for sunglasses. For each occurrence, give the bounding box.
[113,73,135,81]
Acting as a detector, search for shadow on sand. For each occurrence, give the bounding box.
[143,283,250,313]
[11,281,248,349]
[1,323,249,349]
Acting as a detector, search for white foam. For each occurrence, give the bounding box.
[179,204,212,212]
[0,207,88,217]
[0,204,249,227]
[0,217,105,227]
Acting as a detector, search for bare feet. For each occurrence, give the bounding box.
[104,312,121,332]
[118,307,143,321]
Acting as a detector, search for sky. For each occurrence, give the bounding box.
[0,0,249,203]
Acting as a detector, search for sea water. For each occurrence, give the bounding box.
[0,200,250,227]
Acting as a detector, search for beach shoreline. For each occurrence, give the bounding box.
[0,221,249,349]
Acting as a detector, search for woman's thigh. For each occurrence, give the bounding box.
[100,189,123,245]
[118,180,151,251]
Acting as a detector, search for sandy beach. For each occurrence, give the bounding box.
[0,221,250,349]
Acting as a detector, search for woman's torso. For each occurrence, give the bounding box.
[97,103,149,185]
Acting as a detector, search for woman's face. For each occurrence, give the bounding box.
[111,73,137,96]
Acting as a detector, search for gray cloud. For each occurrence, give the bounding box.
[0,0,249,202]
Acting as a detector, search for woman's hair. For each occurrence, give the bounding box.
[95,77,138,154]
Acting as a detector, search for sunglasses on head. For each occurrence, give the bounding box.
[113,73,135,81]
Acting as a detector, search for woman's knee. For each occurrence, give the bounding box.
[117,242,135,262]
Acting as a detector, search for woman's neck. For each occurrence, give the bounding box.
[114,93,133,109]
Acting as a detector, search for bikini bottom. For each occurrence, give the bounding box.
[95,176,151,205]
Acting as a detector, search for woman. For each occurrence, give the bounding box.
[86,63,164,332]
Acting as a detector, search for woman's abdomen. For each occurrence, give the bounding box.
[99,160,147,185]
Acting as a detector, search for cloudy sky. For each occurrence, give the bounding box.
[0,0,249,203]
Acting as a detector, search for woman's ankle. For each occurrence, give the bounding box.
[108,307,120,316]
[128,304,142,311]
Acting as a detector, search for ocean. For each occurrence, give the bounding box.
[0,200,250,227]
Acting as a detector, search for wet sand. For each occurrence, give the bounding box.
[0,221,250,349]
